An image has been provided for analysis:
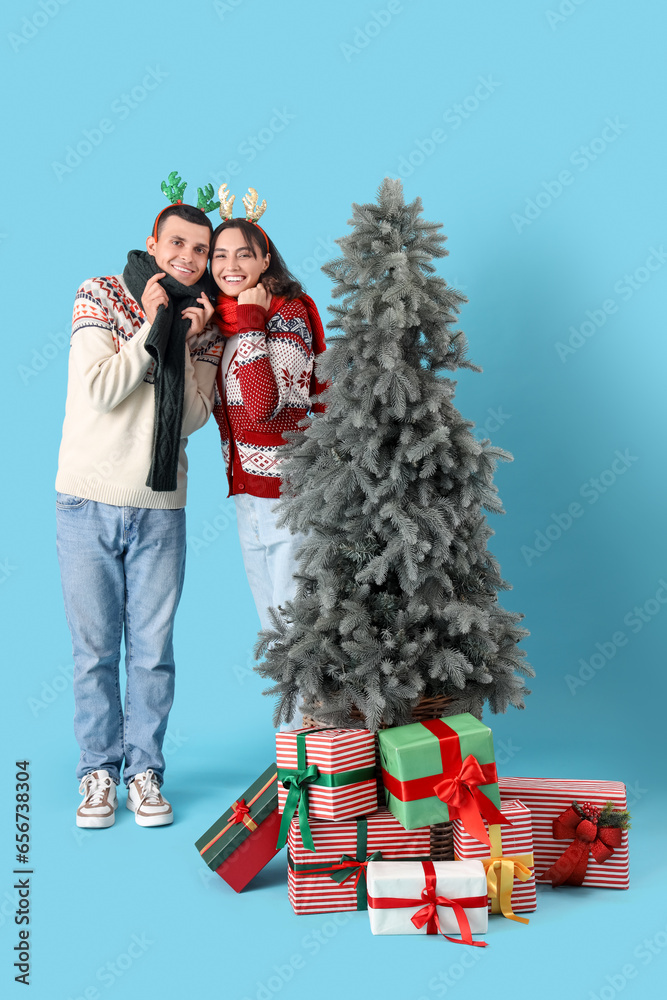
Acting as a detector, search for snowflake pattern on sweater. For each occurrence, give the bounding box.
[213,299,315,499]
[72,275,223,383]
[58,274,224,509]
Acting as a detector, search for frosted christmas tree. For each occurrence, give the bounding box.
[257,179,532,730]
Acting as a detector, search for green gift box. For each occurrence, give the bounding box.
[194,764,280,892]
[378,713,506,845]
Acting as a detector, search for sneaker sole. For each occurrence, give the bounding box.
[126,798,173,827]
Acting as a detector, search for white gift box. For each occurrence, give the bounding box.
[367,860,488,941]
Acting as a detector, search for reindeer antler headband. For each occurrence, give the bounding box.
[151,170,221,238]
[218,185,270,251]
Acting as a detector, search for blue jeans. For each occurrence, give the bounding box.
[234,493,304,727]
[56,494,186,786]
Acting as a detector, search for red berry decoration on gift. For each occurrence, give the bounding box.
[571,803,597,841]
[573,800,630,828]
[577,801,602,823]
[539,800,632,886]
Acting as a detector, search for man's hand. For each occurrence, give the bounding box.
[182,293,215,342]
[238,282,272,310]
[141,273,168,325]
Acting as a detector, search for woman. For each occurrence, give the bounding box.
[209,187,326,725]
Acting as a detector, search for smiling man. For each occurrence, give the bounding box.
[146,210,212,283]
[55,201,223,830]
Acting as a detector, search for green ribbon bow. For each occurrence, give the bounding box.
[287,815,431,910]
[276,732,320,852]
[327,850,383,885]
[326,832,383,908]
[330,815,372,887]
[288,817,381,909]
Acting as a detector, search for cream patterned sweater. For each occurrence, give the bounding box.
[56,274,223,509]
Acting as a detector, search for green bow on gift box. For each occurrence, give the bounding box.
[277,760,320,851]
[276,730,375,852]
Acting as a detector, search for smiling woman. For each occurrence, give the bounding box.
[207,194,327,726]
[211,227,270,296]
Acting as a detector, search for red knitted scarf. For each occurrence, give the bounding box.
[213,292,284,337]
[213,293,326,353]
[213,292,328,403]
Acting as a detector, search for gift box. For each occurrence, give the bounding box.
[195,765,281,893]
[453,799,536,922]
[379,713,505,843]
[367,859,488,946]
[498,777,629,889]
[287,806,431,914]
[276,728,377,850]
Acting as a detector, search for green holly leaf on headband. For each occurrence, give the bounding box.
[196,183,221,214]
[161,171,187,204]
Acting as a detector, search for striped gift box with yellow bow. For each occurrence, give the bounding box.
[453,799,536,922]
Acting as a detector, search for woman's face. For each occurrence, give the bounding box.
[210,227,270,297]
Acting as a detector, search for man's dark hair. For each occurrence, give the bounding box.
[154,203,214,240]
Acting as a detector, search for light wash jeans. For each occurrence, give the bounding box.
[56,493,186,786]
[234,493,305,728]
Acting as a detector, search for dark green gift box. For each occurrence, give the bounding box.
[195,764,280,892]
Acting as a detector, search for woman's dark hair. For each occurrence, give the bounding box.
[210,218,305,299]
[154,203,214,239]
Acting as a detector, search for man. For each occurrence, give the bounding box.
[56,200,221,828]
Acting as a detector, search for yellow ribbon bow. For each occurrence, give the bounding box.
[482,855,534,924]
[457,823,534,925]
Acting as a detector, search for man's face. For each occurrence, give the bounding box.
[146,216,210,286]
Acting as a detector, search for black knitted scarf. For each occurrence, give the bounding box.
[123,250,211,493]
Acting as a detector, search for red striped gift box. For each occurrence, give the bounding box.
[287,807,431,914]
[498,778,629,889]
[453,799,536,919]
[277,728,377,822]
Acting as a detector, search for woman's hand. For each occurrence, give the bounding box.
[182,293,215,341]
[238,282,272,310]
[141,272,168,325]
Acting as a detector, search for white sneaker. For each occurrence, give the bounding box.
[126,770,173,827]
[77,770,118,828]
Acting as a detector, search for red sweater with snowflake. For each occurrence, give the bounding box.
[213,299,320,499]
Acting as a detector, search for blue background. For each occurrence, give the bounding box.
[1,0,666,997]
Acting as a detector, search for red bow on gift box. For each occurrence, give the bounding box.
[382,718,510,848]
[538,804,626,887]
[411,878,488,948]
[230,799,251,825]
[368,860,488,947]
[432,754,507,848]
